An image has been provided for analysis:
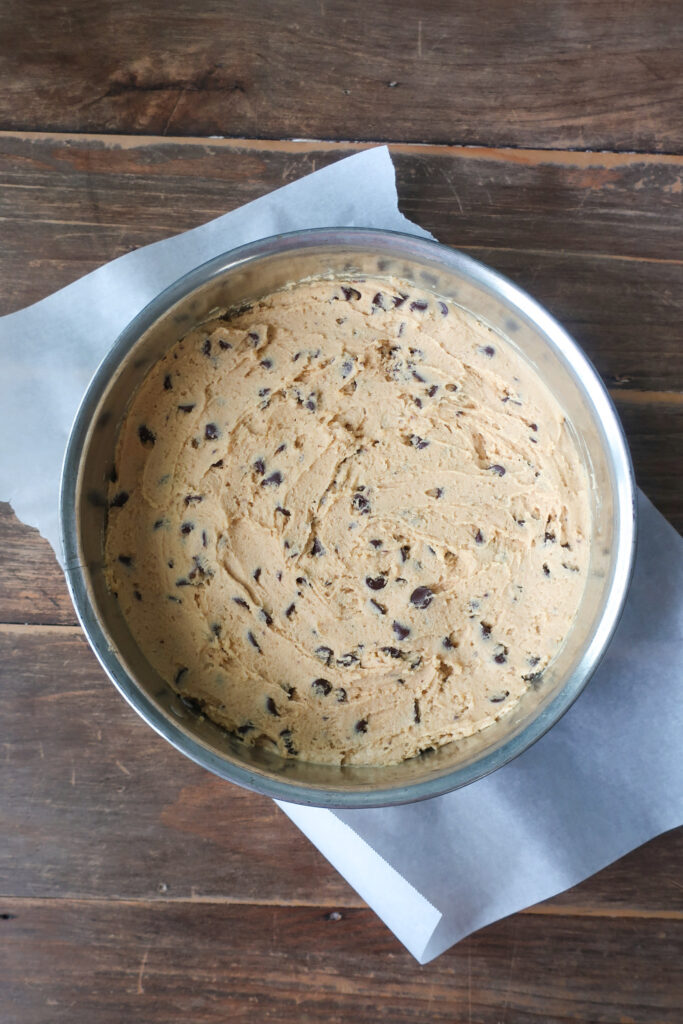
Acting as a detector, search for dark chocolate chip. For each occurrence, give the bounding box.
[381,646,403,659]
[310,536,325,556]
[355,718,368,733]
[218,339,232,350]
[180,695,204,715]
[184,494,203,506]
[530,423,538,432]
[133,590,142,601]
[253,567,262,582]
[174,667,188,686]
[372,292,385,308]
[489,464,506,477]
[494,649,508,665]
[236,722,254,735]
[315,646,334,665]
[426,384,439,397]
[336,688,347,703]
[163,374,173,390]
[481,345,496,357]
[275,506,291,517]
[202,338,212,357]
[544,531,556,543]
[261,470,283,488]
[117,554,133,567]
[275,443,286,455]
[337,652,359,668]
[369,539,383,549]
[260,358,273,369]
[352,492,371,514]
[253,458,266,475]
[400,544,411,562]
[412,369,426,383]
[365,575,387,591]
[211,623,222,638]
[285,603,296,618]
[202,530,208,548]
[341,286,361,301]
[175,578,190,587]
[260,609,273,626]
[409,434,429,450]
[312,678,332,696]
[413,699,421,724]
[370,599,387,615]
[410,299,428,312]
[480,621,492,639]
[490,690,509,703]
[266,697,279,716]
[410,586,433,610]
[138,424,156,447]
[233,597,250,610]
[393,293,408,308]
[180,522,194,535]
[443,635,457,650]
[247,330,259,345]
[392,621,411,641]
[247,631,262,652]
[108,466,118,484]
[178,404,195,413]
[543,563,551,577]
[205,423,219,440]
[438,301,448,316]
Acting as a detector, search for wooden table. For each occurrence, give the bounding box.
[2,3,682,1020]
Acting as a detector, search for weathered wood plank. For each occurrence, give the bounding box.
[1,626,682,916]
[1,136,682,390]
[0,504,76,625]
[3,899,683,1024]
[0,0,681,151]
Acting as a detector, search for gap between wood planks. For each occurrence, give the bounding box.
[3,129,683,167]
[0,894,681,920]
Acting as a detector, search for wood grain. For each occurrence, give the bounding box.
[0,0,682,151]
[1,135,682,390]
[1,624,682,917]
[3,899,683,1024]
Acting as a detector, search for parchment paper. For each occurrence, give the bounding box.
[1,146,681,964]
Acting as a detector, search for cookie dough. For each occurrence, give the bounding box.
[105,276,590,766]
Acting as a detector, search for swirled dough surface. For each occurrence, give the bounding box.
[105,277,590,766]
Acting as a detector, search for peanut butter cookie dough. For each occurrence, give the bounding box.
[105,277,590,766]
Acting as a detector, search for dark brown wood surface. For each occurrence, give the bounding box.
[1,4,682,1021]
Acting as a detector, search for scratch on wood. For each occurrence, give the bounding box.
[70,765,76,786]
[162,90,185,137]
[417,19,423,59]
[136,946,149,995]
[116,760,131,776]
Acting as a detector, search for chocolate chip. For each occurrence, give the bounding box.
[163,374,173,390]
[253,458,266,475]
[490,690,509,703]
[410,299,428,312]
[117,554,133,567]
[352,493,371,514]
[341,286,361,301]
[412,369,426,383]
[285,603,296,618]
[481,345,496,357]
[175,578,190,587]
[266,697,279,716]
[494,647,508,664]
[178,404,195,413]
[275,443,287,454]
[443,635,458,650]
[108,466,118,484]
[211,623,222,638]
[530,423,538,431]
[202,530,208,548]
[253,567,262,582]
[426,487,443,499]
[381,646,403,659]
[205,423,219,441]
[336,688,347,703]
[426,384,439,397]
[410,586,433,610]
[438,301,448,316]
[233,597,250,610]
[202,338,212,357]
[138,425,156,447]
[393,293,408,308]
[237,722,254,735]
[260,609,273,626]
[315,646,334,665]
[543,563,551,577]
[481,621,492,639]
[174,667,188,686]
[392,621,411,641]
[279,728,297,755]
[180,695,204,715]
[258,388,270,398]
[400,544,411,562]
[312,678,332,696]
[310,536,325,556]
[184,494,203,506]
[372,292,385,308]
[544,531,556,543]
[218,339,232,350]
[305,395,317,412]
[261,471,283,487]
[275,506,291,517]
[337,652,359,667]
[355,718,368,733]
[489,465,506,477]
[247,631,262,652]
[133,590,142,601]
[413,699,421,724]
[370,539,383,549]
[370,599,387,615]
[180,522,194,535]
[260,358,273,369]
[247,330,259,345]
[365,575,387,591]
[409,434,429,450]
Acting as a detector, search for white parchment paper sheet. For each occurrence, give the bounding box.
[1,146,680,964]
